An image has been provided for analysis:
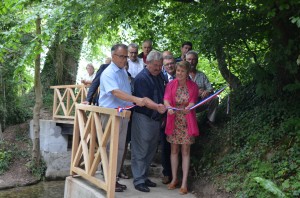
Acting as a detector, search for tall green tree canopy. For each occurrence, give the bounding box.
[0,0,299,128]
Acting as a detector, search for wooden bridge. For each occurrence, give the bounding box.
[50,84,89,124]
[51,85,130,198]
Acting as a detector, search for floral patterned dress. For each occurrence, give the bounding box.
[167,85,195,145]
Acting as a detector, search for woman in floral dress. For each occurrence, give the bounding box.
[164,61,199,195]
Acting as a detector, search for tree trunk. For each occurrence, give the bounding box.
[41,30,83,93]
[215,44,241,90]
[32,16,42,165]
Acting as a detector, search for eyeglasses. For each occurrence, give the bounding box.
[114,54,129,59]
[164,62,175,67]
[129,51,138,54]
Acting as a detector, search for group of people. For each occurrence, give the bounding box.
[82,40,219,195]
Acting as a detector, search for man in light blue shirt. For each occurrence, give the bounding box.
[99,44,148,192]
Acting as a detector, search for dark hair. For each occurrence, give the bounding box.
[111,44,128,53]
[181,41,193,49]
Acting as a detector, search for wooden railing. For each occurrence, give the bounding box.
[70,104,131,198]
[50,85,88,124]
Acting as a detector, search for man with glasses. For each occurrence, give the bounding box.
[128,43,145,78]
[163,55,176,83]
[99,44,149,192]
[159,55,176,185]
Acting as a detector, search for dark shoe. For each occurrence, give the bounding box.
[135,183,150,192]
[145,179,157,187]
[118,172,129,179]
[116,181,127,190]
[150,163,157,167]
[115,184,123,192]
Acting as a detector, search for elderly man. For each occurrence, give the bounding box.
[131,51,167,193]
[127,43,145,78]
[186,50,219,126]
[99,44,149,192]
[138,39,153,64]
[175,41,193,62]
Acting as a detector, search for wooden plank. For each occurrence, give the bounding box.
[55,88,68,116]
[50,84,87,89]
[75,104,131,119]
[89,112,96,173]
[107,116,119,198]
[101,116,112,147]
[70,108,80,175]
[53,115,75,119]
[77,110,90,173]
[52,120,74,124]
[72,167,107,190]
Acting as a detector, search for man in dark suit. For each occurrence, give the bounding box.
[160,55,176,185]
[163,55,176,82]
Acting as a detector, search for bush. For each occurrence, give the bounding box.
[191,84,300,197]
[0,147,12,175]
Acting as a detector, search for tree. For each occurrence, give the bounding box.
[32,16,42,165]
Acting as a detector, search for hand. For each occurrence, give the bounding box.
[157,104,167,114]
[201,90,210,99]
[81,101,90,105]
[183,106,190,115]
[167,108,175,115]
[81,79,86,84]
[198,88,204,98]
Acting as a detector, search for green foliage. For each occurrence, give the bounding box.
[26,160,47,180]
[192,84,300,197]
[254,177,286,198]
[0,147,13,175]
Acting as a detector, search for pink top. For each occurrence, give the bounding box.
[164,79,200,136]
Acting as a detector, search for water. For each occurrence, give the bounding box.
[0,180,65,198]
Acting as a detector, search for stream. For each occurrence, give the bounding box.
[0,180,65,198]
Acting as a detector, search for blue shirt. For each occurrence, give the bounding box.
[133,68,165,121]
[99,62,132,108]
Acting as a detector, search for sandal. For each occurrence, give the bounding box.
[167,179,179,190]
[179,187,188,195]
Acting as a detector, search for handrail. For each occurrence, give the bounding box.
[70,104,131,198]
[50,84,88,123]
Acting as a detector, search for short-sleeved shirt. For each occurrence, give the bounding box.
[133,68,165,121]
[190,71,213,92]
[128,58,145,78]
[99,62,132,108]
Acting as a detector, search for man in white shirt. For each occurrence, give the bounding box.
[127,43,145,78]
